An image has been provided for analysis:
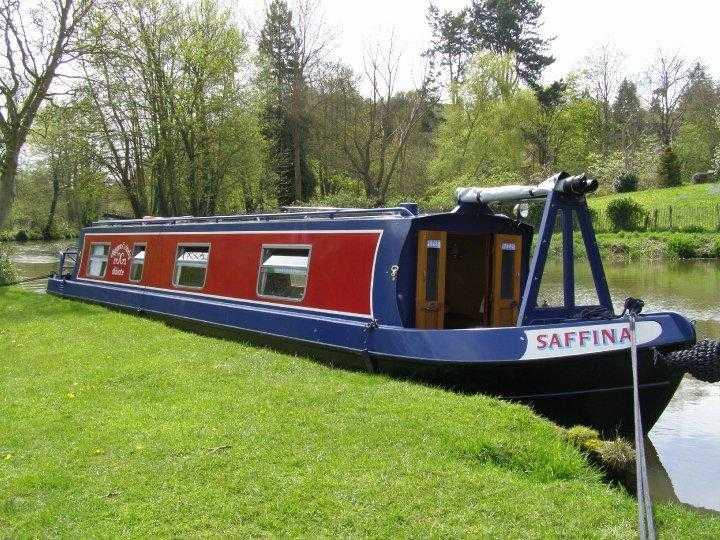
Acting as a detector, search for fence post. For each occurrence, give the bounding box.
[716,204,720,232]
[668,206,673,230]
[653,209,658,231]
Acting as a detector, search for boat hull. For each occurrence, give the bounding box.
[47,277,691,435]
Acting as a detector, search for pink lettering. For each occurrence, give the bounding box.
[601,329,616,344]
[549,334,562,349]
[537,335,548,350]
[579,330,591,347]
[620,327,632,342]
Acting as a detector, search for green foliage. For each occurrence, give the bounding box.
[612,173,638,193]
[428,53,534,191]
[666,234,701,259]
[2,289,719,537]
[564,425,601,451]
[0,246,18,285]
[606,198,648,232]
[712,238,720,258]
[658,146,682,187]
[595,438,635,471]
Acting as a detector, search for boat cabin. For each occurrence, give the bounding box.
[68,204,532,331]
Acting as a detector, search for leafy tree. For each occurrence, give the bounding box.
[428,52,533,199]
[675,63,720,177]
[423,3,471,102]
[0,0,95,229]
[657,146,682,187]
[467,0,554,87]
[259,0,319,206]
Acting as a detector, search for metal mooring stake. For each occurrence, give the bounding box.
[628,307,656,540]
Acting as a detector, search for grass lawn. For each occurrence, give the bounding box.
[1,289,719,537]
[589,183,720,211]
[588,184,720,232]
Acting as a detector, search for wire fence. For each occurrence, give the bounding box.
[592,203,720,233]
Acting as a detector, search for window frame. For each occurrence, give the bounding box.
[172,242,211,290]
[86,242,110,278]
[256,243,312,303]
[129,242,147,283]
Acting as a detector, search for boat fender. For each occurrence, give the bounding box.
[660,340,720,383]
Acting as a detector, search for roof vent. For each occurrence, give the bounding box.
[398,202,419,215]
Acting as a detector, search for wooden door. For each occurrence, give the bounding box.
[491,234,522,327]
[415,230,447,329]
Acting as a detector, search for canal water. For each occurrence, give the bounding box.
[5,242,720,512]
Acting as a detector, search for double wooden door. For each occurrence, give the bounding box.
[415,231,523,329]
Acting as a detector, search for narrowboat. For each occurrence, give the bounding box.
[48,173,699,433]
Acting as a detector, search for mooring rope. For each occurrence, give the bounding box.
[626,298,657,540]
[0,273,53,288]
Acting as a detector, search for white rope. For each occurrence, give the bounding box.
[629,312,657,540]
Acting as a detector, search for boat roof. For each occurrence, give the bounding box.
[90,206,417,229]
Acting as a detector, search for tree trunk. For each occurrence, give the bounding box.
[291,78,302,203]
[0,148,20,230]
[43,169,62,239]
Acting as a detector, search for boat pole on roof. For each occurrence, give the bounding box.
[455,172,598,205]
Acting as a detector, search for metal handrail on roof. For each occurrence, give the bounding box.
[91,206,414,228]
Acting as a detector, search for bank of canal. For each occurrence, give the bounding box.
[6,242,720,512]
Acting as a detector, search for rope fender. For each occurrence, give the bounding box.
[661,340,720,383]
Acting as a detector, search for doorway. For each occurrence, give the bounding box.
[415,231,523,329]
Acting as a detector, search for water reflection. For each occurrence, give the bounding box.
[545,259,720,511]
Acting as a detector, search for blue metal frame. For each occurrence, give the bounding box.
[518,190,614,326]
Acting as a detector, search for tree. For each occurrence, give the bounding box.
[338,40,434,205]
[613,80,643,146]
[258,0,324,205]
[583,42,623,153]
[648,50,691,147]
[423,3,471,102]
[657,145,681,187]
[0,0,95,229]
[675,63,720,176]
[428,52,533,201]
[467,0,554,87]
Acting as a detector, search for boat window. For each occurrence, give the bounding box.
[425,240,440,301]
[129,244,146,282]
[87,243,109,278]
[500,242,516,300]
[173,245,210,289]
[257,246,310,301]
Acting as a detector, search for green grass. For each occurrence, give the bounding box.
[588,184,720,232]
[1,290,719,537]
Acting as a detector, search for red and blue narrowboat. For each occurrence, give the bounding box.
[48,173,701,433]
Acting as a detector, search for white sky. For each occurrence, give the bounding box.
[242,0,720,92]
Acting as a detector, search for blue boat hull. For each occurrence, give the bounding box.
[48,277,692,434]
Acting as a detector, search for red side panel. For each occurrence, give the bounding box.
[77,231,381,316]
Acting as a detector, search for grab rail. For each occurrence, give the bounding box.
[56,248,78,279]
[92,207,414,228]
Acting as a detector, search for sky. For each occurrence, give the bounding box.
[242,0,720,93]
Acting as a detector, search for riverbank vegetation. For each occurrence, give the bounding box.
[1,288,719,536]
[1,0,719,241]
[550,231,720,261]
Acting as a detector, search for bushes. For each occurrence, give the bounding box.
[606,198,647,231]
[0,246,18,285]
[666,234,701,259]
[658,146,682,187]
[612,173,638,193]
